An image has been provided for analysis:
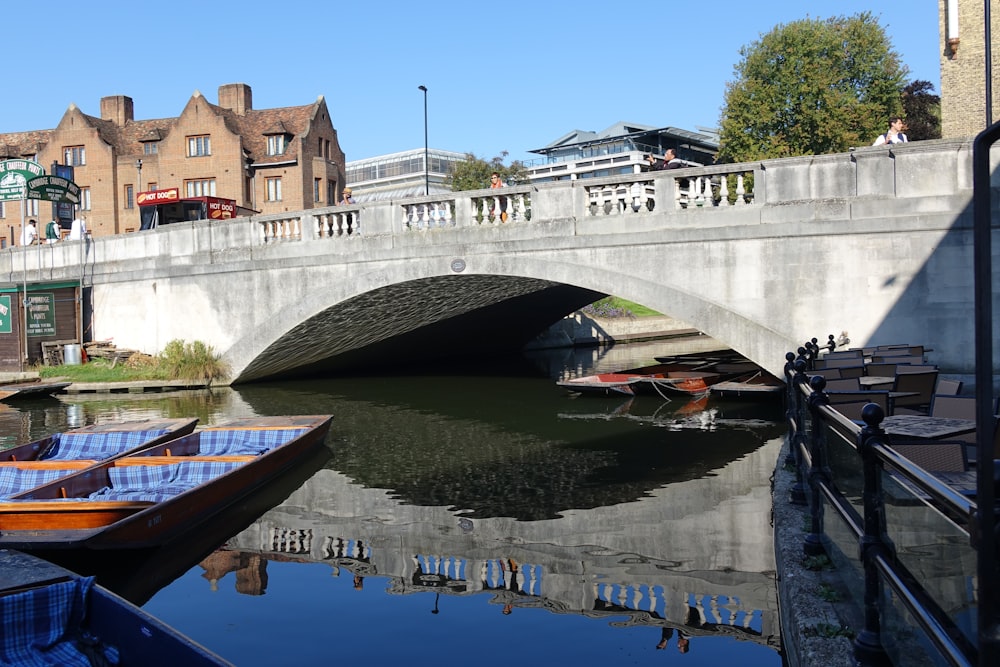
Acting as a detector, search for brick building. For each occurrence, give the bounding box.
[939,0,1000,138]
[0,83,345,244]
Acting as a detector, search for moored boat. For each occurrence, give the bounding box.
[0,548,232,666]
[0,415,333,550]
[0,418,200,499]
[709,371,785,401]
[0,380,72,402]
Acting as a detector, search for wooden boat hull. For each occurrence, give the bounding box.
[0,548,231,666]
[0,415,333,550]
[709,372,786,401]
[0,381,71,402]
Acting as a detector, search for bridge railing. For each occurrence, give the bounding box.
[250,161,765,245]
[783,340,990,667]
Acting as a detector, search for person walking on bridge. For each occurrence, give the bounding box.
[873,117,908,145]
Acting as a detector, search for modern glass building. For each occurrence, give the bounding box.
[345,148,467,201]
[525,121,719,182]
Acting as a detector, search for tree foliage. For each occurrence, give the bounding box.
[448,151,528,191]
[717,12,908,162]
[901,80,941,141]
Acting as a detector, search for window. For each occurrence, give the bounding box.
[0,202,4,218]
[187,135,211,157]
[185,179,216,197]
[327,180,335,205]
[80,187,91,211]
[267,135,287,156]
[25,199,39,216]
[125,185,134,209]
[63,146,86,166]
[143,142,159,155]
[148,183,157,191]
[266,177,282,202]
[314,178,321,203]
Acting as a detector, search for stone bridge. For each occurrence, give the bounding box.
[1,138,996,383]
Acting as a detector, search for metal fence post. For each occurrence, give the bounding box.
[803,377,832,556]
[853,404,892,667]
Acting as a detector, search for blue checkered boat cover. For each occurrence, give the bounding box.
[0,576,120,666]
[42,429,170,461]
[197,428,307,456]
[89,460,243,502]
[0,468,76,500]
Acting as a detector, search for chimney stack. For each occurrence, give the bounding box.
[218,83,253,115]
[100,95,134,126]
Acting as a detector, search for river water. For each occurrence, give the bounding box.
[1,339,786,666]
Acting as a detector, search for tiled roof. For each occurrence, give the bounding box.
[0,93,322,166]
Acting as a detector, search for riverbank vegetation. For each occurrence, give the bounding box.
[38,339,229,383]
[583,297,662,318]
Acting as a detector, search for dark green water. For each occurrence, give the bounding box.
[1,340,787,666]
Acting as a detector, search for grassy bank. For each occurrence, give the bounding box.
[37,340,228,384]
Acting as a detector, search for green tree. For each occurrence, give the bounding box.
[448,151,528,191]
[901,79,941,141]
[717,12,908,162]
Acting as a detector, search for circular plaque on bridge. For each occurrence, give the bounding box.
[450,258,466,273]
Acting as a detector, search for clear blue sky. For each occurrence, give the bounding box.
[3,1,941,165]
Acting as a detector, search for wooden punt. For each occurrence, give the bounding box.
[0,418,200,499]
[0,380,72,402]
[0,548,231,666]
[0,415,333,550]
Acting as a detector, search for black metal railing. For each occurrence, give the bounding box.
[783,339,996,667]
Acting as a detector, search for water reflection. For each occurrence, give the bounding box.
[2,341,785,666]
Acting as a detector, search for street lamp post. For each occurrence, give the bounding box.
[418,85,428,196]
[135,159,143,228]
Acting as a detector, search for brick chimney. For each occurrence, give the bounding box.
[100,95,134,126]
[218,83,253,115]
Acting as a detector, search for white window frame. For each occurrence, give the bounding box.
[143,142,159,155]
[266,177,282,202]
[267,135,287,156]
[80,187,91,211]
[63,146,86,166]
[187,135,211,157]
[185,179,216,197]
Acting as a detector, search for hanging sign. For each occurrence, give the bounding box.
[0,159,45,202]
[26,175,81,203]
[25,292,56,337]
[0,295,11,334]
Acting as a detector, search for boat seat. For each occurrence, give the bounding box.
[0,577,120,666]
[0,468,81,500]
[89,460,244,503]
[42,429,171,461]
[196,428,308,456]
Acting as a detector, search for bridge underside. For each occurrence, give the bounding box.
[236,275,604,382]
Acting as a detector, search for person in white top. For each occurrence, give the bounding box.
[68,217,87,241]
[20,219,38,246]
[872,117,908,146]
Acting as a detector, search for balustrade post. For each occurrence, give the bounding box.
[804,376,832,556]
[853,404,892,667]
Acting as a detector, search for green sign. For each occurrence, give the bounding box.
[26,175,80,203]
[0,295,11,334]
[25,292,55,337]
[0,159,45,202]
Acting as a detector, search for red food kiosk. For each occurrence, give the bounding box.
[137,188,255,230]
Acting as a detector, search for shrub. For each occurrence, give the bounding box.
[158,339,229,382]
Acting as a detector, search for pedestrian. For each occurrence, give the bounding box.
[490,172,508,222]
[340,187,355,205]
[872,117,908,145]
[69,216,87,241]
[644,148,684,171]
[45,219,60,244]
[20,219,38,246]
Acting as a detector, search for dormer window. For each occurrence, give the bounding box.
[264,120,291,156]
[267,135,287,156]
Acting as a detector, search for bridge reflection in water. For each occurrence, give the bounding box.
[193,369,785,658]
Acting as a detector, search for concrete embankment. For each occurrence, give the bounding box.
[527,313,708,349]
